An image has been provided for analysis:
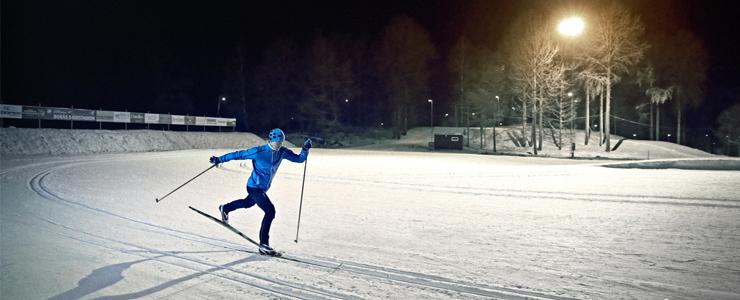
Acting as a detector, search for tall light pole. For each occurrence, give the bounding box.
[217,96,227,117]
[568,92,575,142]
[217,96,227,132]
[428,99,434,147]
[558,16,584,148]
[493,95,500,152]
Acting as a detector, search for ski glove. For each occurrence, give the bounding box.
[302,138,313,150]
[209,156,221,165]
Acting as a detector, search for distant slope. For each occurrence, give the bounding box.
[356,126,716,160]
[0,128,283,157]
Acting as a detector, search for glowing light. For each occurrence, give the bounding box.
[558,17,584,37]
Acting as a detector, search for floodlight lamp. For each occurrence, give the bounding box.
[558,17,584,37]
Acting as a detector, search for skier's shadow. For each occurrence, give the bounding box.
[48,250,261,300]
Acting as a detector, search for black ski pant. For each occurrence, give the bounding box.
[223,187,275,246]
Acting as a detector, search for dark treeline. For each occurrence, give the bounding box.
[217,15,437,140]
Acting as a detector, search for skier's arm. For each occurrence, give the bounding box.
[282,148,308,163]
[218,146,265,163]
[283,139,311,163]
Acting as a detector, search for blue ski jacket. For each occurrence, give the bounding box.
[218,145,308,191]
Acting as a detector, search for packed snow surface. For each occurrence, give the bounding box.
[2,129,739,299]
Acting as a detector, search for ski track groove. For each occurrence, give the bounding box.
[37,217,348,300]
[27,160,352,300]
[280,173,740,208]
[23,154,574,300]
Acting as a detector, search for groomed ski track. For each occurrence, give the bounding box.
[13,151,571,300]
[3,149,739,299]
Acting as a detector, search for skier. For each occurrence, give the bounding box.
[209,128,312,256]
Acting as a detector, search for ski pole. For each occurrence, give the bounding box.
[156,164,217,203]
[294,154,308,243]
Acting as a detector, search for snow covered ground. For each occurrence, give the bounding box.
[2,129,740,299]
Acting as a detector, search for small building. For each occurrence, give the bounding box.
[432,127,465,150]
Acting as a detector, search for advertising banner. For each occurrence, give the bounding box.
[2,104,236,128]
[72,109,96,121]
[52,108,73,120]
[0,104,23,119]
[130,112,145,124]
[22,106,52,120]
[159,114,172,124]
[171,115,185,125]
[96,111,115,122]
[145,113,159,124]
[113,112,131,123]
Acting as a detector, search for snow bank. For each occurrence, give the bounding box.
[362,126,718,160]
[603,157,740,171]
[0,128,285,157]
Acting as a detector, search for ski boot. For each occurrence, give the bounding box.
[219,205,229,224]
[259,244,280,256]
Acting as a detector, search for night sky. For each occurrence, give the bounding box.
[3,0,740,130]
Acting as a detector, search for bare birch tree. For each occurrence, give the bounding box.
[581,2,647,152]
[503,10,559,155]
[578,70,607,145]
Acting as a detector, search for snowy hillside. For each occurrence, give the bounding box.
[0,128,295,157]
[363,126,717,160]
[352,126,740,170]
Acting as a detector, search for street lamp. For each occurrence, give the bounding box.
[558,16,584,37]
[428,99,434,146]
[217,96,227,117]
[558,17,586,144]
[217,96,227,132]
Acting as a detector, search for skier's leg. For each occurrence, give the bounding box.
[220,191,257,223]
[223,193,257,213]
[254,192,276,246]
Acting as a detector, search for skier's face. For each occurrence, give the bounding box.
[268,141,282,151]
